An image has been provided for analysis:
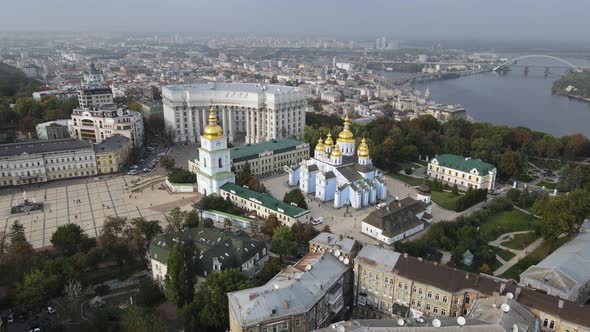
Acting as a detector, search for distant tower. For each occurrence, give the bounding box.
[416,176,432,204]
[83,63,105,86]
[424,87,430,100]
[195,106,235,196]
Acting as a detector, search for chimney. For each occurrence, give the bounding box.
[465,273,470,280]
[403,253,408,258]
[515,287,521,300]
[418,257,423,262]
[499,283,506,295]
[283,300,289,309]
[558,300,564,309]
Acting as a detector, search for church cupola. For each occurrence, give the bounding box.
[314,137,326,159]
[337,115,356,156]
[357,137,372,165]
[203,105,224,140]
[324,132,334,154]
[330,144,343,165]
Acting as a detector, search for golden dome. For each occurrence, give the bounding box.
[324,133,334,146]
[315,137,325,152]
[358,137,370,158]
[331,144,343,158]
[203,106,224,139]
[337,116,355,143]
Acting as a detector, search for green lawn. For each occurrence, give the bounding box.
[415,160,428,167]
[431,191,462,211]
[537,181,558,190]
[490,245,516,261]
[395,161,420,171]
[388,173,423,186]
[501,232,539,250]
[515,174,536,183]
[500,236,569,280]
[479,209,541,243]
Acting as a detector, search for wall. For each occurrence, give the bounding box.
[165,179,196,193]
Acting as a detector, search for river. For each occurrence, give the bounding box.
[382,57,590,138]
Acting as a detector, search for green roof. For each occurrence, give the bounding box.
[230,138,307,163]
[149,227,267,276]
[433,154,495,174]
[220,182,309,218]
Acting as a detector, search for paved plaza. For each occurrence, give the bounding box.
[262,173,461,245]
[0,175,200,249]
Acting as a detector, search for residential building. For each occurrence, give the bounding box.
[93,135,131,174]
[229,138,310,177]
[219,182,311,226]
[309,232,360,264]
[149,228,268,284]
[361,197,432,245]
[191,106,235,196]
[228,252,353,332]
[424,104,466,122]
[35,120,70,140]
[0,139,97,187]
[21,64,38,78]
[427,154,496,190]
[32,89,78,101]
[69,104,144,146]
[520,220,590,304]
[287,119,388,209]
[138,99,163,116]
[78,63,114,110]
[162,82,307,143]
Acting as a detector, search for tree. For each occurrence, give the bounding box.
[203,218,214,228]
[452,184,459,195]
[159,156,176,171]
[16,269,59,306]
[223,218,232,229]
[271,226,295,258]
[122,306,167,332]
[182,269,253,331]
[168,168,196,184]
[321,225,332,233]
[184,210,199,229]
[64,279,85,311]
[124,217,162,263]
[164,243,196,307]
[291,221,319,244]
[535,189,590,242]
[262,213,281,235]
[50,223,91,256]
[498,150,527,179]
[165,207,187,232]
[136,279,164,307]
[283,188,308,209]
[258,257,283,284]
[99,216,131,264]
[557,164,583,192]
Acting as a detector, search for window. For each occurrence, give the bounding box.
[549,321,555,329]
[465,295,470,304]
[441,309,446,316]
[435,294,440,301]
[426,304,431,311]
[295,320,300,327]
[433,307,438,314]
[418,288,423,295]
[412,287,416,293]
[398,282,403,289]
[417,301,421,308]
[427,291,432,298]
[543,319,548,327]
[442,296,448,303]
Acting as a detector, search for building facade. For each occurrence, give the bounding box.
[228,252,353,332]
[94,135,131,174]
[69,105,144,146]
[220,182,310,226]
[0,139,97,187]
[35,120,70,140]
[427,154,496,190]
[309,232,360,265]
[229,138,310,177]
[78,63,114,110]
[287,117,387,209]
[162,83,307,143]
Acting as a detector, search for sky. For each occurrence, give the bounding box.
[1,0,589,42]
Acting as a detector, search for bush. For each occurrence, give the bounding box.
[404,168,413,175]
[94,284,110,296]
[168,168,196,184]
[136,279,164,307]
[452,184,459,195]
[455,189,488,212]
[506,188,521,202]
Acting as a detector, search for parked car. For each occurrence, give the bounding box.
[311,217,324,225]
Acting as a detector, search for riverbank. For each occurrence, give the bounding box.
[555,92,590,103]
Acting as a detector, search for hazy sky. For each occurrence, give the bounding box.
[2,0,589,41]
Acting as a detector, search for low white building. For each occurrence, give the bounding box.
[362,197,432,245]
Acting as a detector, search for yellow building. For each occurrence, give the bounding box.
[94,135,131,174]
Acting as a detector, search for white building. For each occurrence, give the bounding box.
[162,83,307,144]
[192,106,235,196]
[35,120,70,140]
[0,139,97,187]
[69,105,144,146]
[520,220,590,304]
[286,117,388,209]
[78,63,113,110]
[427,154,496,190]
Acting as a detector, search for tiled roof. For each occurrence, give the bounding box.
[220,182,309,218]
[362,198,428,238]
[433,154,495,174]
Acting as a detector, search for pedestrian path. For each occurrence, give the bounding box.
[489,231,544,276]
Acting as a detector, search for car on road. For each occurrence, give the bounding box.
[143,168,150,173]
[311,217,324,225]
[7,313,13,323]
[127,170,137,175]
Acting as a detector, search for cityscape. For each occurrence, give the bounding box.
[1,1,590,331]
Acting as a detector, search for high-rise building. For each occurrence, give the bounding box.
[162,83,307,144]
[69,105,144,146]
[78,63,113,110]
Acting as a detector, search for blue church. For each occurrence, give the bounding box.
[287,116,388,209]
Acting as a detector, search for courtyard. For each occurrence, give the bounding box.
[0,174,200,249]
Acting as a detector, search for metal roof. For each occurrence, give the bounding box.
[230,138,307,162]
[309,232,357,254]
[0,139,93,157]
[163,82,303,95]
[432,154,495,174]
[220,182,309,218]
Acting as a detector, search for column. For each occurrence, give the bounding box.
[201,107,207,133]
[250,109,256,144]
[222,107,227,137]
[195,107,201,136]
[257,108,262,143]
[246,109,251,144]
[228,107,234,143]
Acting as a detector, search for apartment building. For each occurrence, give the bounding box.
[427,154,496,190]
[94,135,131,174]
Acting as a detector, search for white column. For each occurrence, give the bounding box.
[195,107,201,136]
[201,107,207,133]
[257,108,262,143]
[251,109,256,144]
[222,107,227,137]
[228,107,234,142]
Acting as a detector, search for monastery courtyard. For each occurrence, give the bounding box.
[0,175,200,249]
[262,173,461,245]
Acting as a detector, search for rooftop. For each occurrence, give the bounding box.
[230,138,308,163]
[362,197,429,238]
[94,135,130,154]
[228,252,349,327]
[356,244,401,274]
[432,154,495,174]
[0,139,93,157]
[163,82,303,95]
[309,232,358,254]
[220,182,309,218]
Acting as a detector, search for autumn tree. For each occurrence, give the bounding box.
[164,243,196,307]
